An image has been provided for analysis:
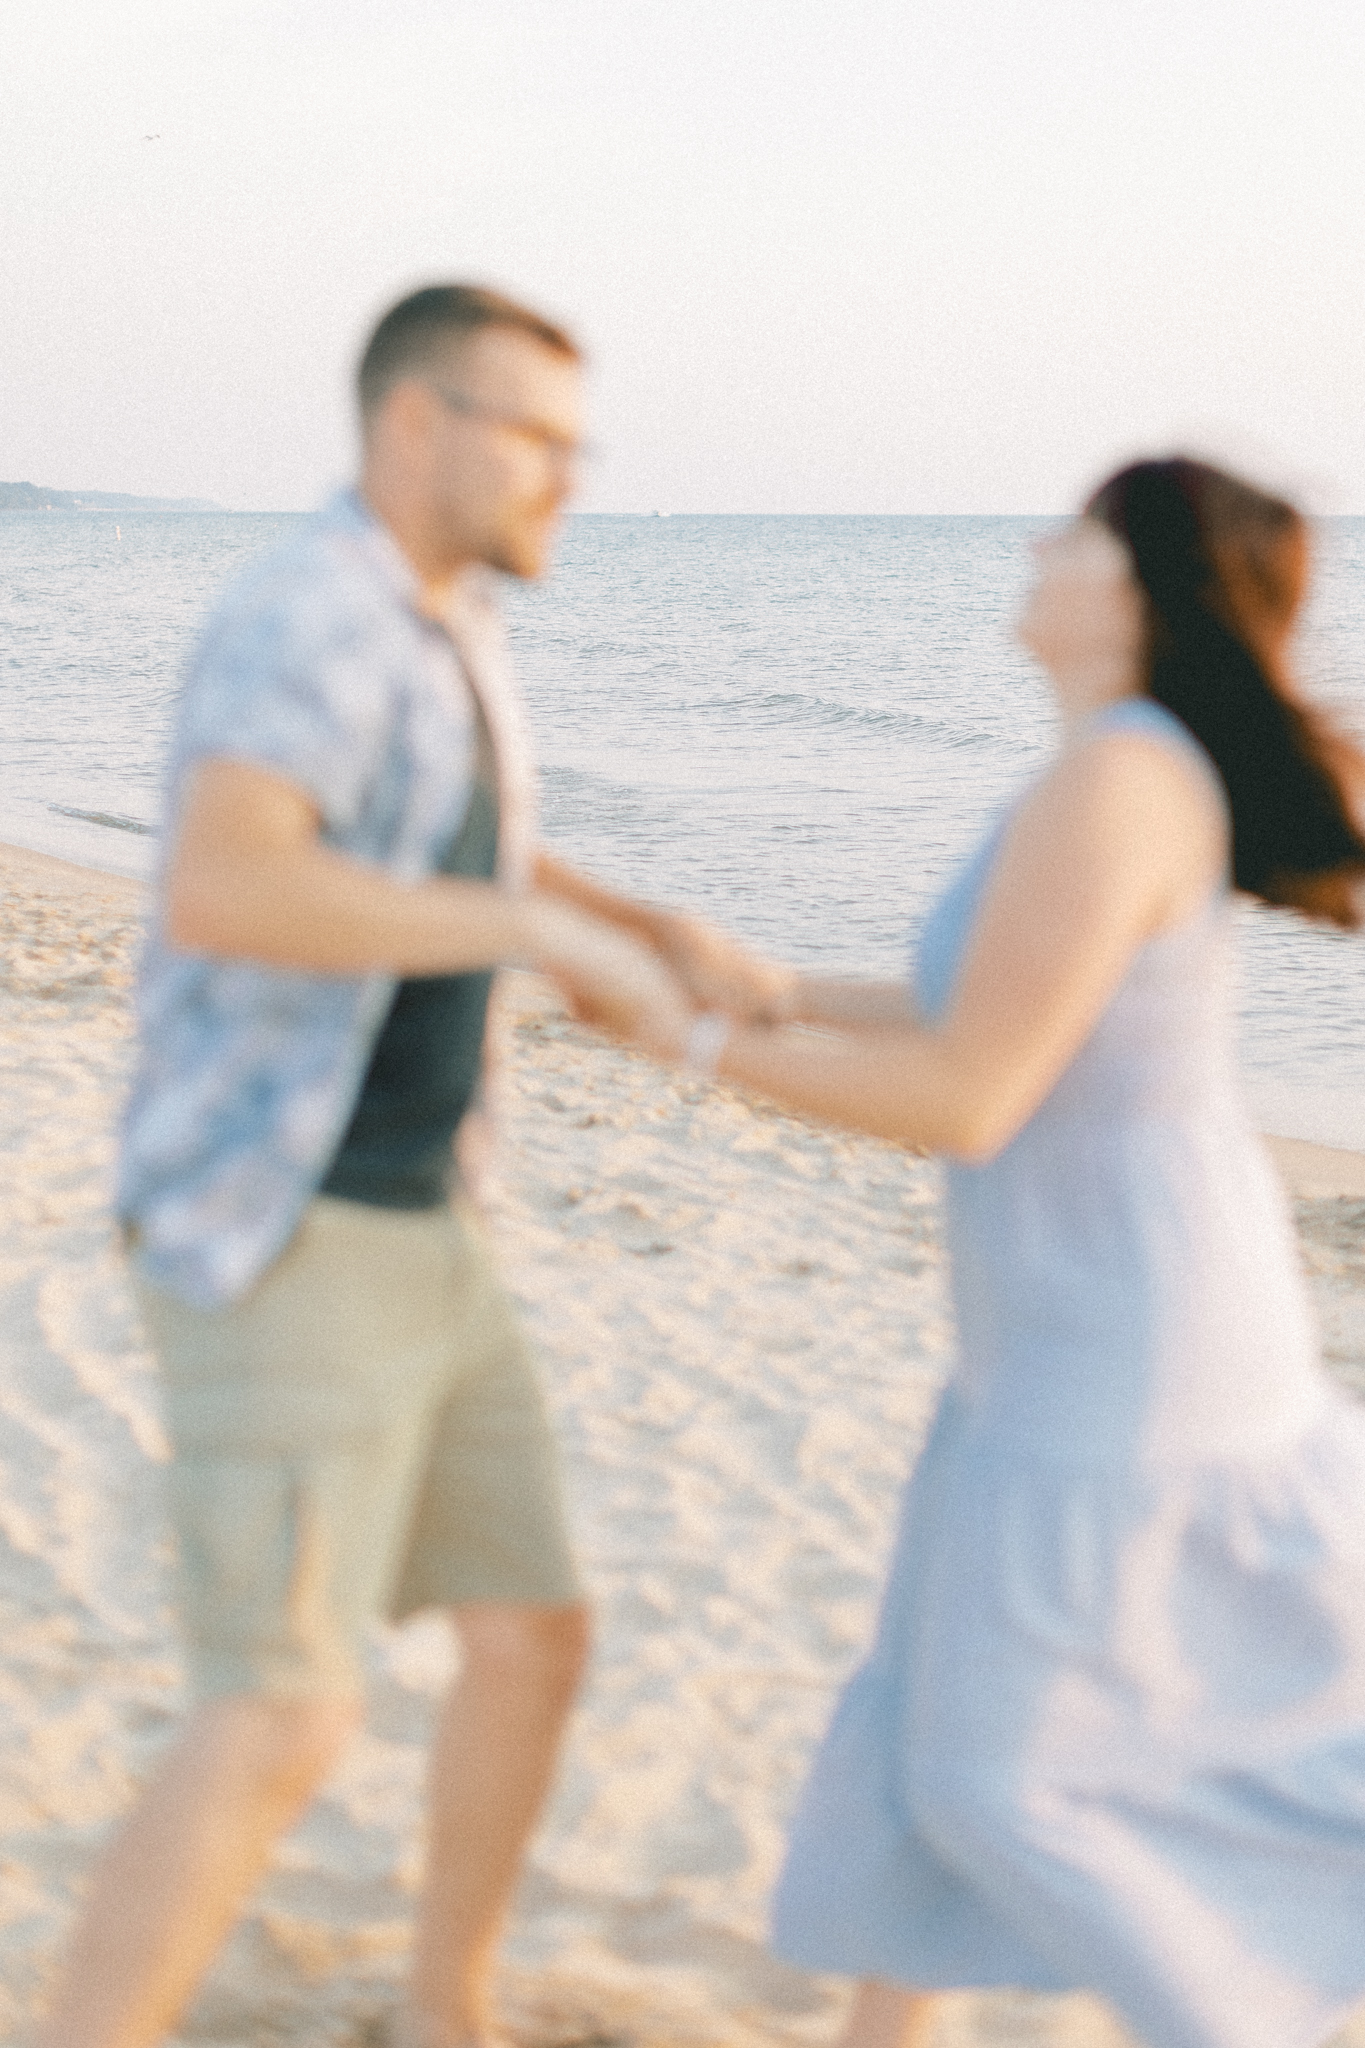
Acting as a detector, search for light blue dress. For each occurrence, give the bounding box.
[773,700,1365,2048]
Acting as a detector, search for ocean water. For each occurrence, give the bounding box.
[3,506,1365,1142]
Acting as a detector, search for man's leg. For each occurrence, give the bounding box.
[404,1600,590,2048]
[34,1690,360,2048]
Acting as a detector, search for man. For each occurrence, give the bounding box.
[39,284,785,2048]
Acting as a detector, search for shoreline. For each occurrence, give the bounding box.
[1262,1133,1365,1200]
[0,835,148,903]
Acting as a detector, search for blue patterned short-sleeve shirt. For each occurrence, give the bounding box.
[118,490,537,1310]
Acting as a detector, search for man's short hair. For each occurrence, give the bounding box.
[357,283,581,420]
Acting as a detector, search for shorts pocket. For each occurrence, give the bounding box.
[168,1444,389,1696]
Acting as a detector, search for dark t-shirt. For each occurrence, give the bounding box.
[319,749,500,1210]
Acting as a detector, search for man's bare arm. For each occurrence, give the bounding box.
[531,848,664,947]
[164,761,695,1048]
[169,760,546,973]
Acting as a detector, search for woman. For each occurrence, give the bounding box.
[651,460,1365,2048]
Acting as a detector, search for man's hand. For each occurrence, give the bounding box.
[649,909,797,1023]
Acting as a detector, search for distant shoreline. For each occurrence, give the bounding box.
[0,480,222,512]
[5,497,1364,520]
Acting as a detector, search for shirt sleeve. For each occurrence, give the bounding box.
[172,537,401,835]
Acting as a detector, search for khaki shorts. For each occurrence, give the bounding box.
[134,1196,581,1700]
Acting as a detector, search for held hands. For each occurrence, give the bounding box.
[528,899,694,1058]
[525,897,795,1070]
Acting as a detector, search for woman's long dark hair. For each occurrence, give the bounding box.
[1086,458,1365,927]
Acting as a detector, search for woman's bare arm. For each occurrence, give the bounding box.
[790,978,918,1028]
[695,732,1226,1161]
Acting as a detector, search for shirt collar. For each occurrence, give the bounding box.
[320,486,495,634]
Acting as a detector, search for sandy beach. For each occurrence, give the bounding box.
[4,839,1365,2048]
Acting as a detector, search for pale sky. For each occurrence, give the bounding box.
[5,0,1363,513]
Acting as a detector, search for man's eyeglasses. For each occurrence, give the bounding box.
[426,384,593,464]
